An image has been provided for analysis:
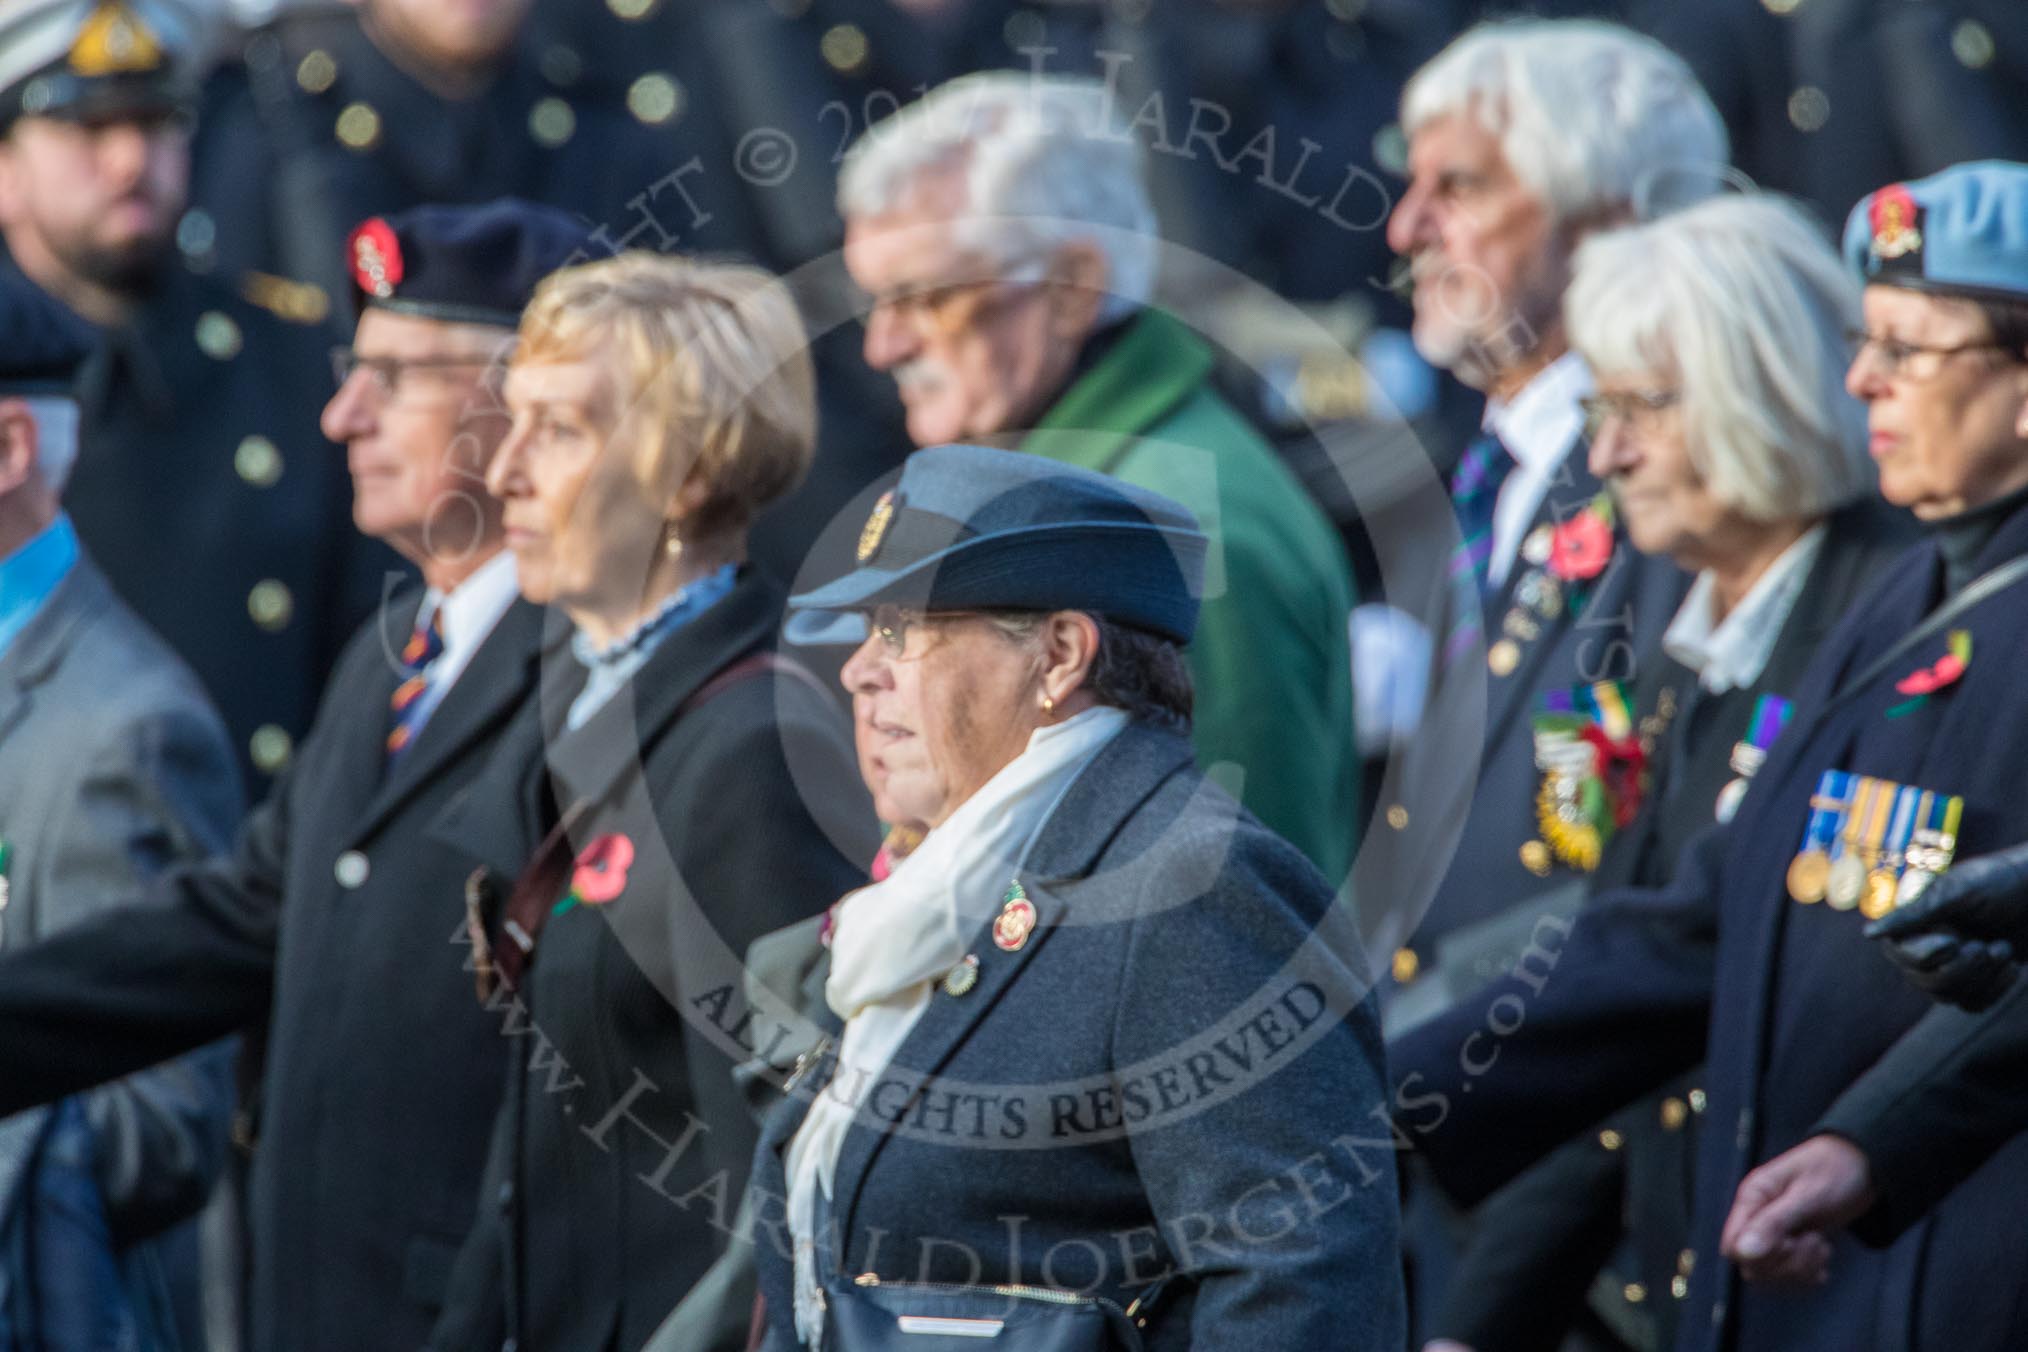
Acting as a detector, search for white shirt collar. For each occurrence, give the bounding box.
[1482,351,1592,587]
[1662,523,1827,694]
[417,549,519,698]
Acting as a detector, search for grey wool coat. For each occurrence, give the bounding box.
[747,720,1407,1351]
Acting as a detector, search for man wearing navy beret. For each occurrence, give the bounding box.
[0,198,588,1352]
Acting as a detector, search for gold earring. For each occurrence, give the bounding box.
[1041,694,1055,714]
[662,521,683,560]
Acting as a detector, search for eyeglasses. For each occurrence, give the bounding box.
[1579,389,1681,439]
[868,605,989,656]
[1845,328,2015,380]
[331,348,497,401]
[862,259,1049,336]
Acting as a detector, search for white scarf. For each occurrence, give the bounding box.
[786,707,1128,1348]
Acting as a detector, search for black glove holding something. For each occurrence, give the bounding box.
[1866,842,2028,1011]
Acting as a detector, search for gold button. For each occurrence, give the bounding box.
[296,49,337,94]
[1660,1097,1688,1131]
[235,436,282,487]
[1678,1248,1696,1277]
[1520,840,1552,877]
[529,97,576,147]
[195,311,242,361]
[1488,638,1520,676]
[1598,1129,1624,1151]
[608,0,657,16]
[1689,1088,1708,1114]
[1953,19,1995,69]
[627,73,683,126]
[1787,86,1830,132]
[248,579,293,631]
[1391,948,1420,984]
[1672,1276,1689,1300]
[336,102,381,150]
[249,724,293,774]
[1623,1282,1647,1304]
[1386,804,1409,831]
[820,23,869,73]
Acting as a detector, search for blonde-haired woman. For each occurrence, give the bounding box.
[428,253,874,1352]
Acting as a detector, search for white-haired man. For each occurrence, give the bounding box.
[1378,19,1727,1000]
[1370,21,1727,1346]
[837,70,1361,885]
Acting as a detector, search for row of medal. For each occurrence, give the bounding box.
[1785,770,1963,919]
[1488,525,1564,678]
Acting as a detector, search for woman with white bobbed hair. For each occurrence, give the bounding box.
[1421,192,1917,1352]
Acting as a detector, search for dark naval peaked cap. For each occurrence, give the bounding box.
[789,443,1209,644]
[346,199,598,328]
[1845,161,2028,303]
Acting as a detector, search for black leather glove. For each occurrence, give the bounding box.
[1866,842,2028,1009]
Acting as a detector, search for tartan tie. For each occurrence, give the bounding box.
[1443,430,1517,667]
[386,610,446,761]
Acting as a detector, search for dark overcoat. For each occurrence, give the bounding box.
[426,570,873,1352]
[0,585,547,1351]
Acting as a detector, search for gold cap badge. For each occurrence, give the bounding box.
[857,490,895,564]
[69,2,163,78]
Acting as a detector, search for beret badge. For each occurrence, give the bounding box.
[348,218,404,299]
[857,489,896,564]
[1869,184,1925,262]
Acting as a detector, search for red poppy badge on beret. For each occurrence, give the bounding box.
[349,218,404,299]
[1869,184,1924,262]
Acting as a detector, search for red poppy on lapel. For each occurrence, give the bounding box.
[1895,630,1972,697]
[570,833,635,905]
[1549,498,1614,583]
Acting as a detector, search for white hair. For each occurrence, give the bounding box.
[21,395,78,493]
[1565,193,1870,522]
[1403,20,1729,224]
[837,72,1158,323]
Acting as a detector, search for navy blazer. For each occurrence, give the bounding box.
[750,722,1405,1351]
[1366,437,1688,983]
[1392,494,2028,1352]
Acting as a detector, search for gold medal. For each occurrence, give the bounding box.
[1488,639,1520,677]
[1861,870,1899,921]
[1787,850,1830,904]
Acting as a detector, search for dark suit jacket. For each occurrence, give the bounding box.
[1433,500,1915,1352]
[1391,496,2028,1352]
[750,721,1405,1351]
[0,579,546,1352]
[1370,438,1688,997]
[427,570,873,1352]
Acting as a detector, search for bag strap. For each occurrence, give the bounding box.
[488,650,828,992]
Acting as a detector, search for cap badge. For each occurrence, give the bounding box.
[1869,184,1924,262]
[69,1,164,78]
[857,489,895,563]
[347,218,404,300]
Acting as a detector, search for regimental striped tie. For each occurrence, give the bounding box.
[1442,430,1518,668]
[385,610,446,762]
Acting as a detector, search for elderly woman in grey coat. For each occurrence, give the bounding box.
[744,442,1403,1351]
